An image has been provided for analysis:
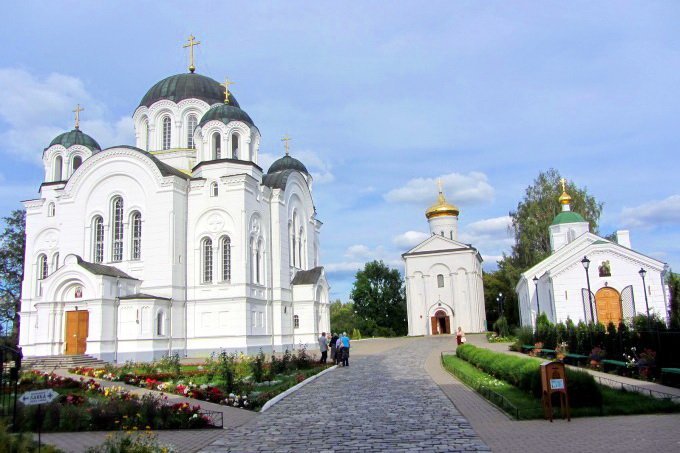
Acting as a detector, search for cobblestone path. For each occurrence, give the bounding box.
[202,337,488,452]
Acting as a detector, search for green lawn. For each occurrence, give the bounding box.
[442,354,680,419]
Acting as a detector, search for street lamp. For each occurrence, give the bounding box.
[639,268,651,330]
[581,256,595,324]
[533,276,540,316]
[496,292,504,318]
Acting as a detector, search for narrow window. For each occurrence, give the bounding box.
[298,227,304,269]
[54,156,63,181]
[162,116,172,150]
[93,215,104,263]
[131,211,142,261]
[293,314,299,329]
[38,254,48,280]
[156,311,164,335]
[221,236,231,282]
[187,114,197,149]
[437,274,444,288]
[212,133,221,159]
[202,238,213,283]
[210,182,218,197]
[231,133,239,159]
[144,119,150,150]
[72,156,82,172]
[47,203,55,217]
[52,252,59,272]
[112,197,124,262]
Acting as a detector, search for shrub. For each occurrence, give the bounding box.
[456,344,602,407]
[157,353,181,375]
[294,344,311,369]
[0,421,62,453]
[512,326,534,351]
[251,349,266,383]
[86,432,177,453]
[351,328,362,340]
[493,316,510,337]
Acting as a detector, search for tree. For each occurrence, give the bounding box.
[668,271,680,330]
[350,260,407,336]
[0,209,26,346]
[509,168,603,269]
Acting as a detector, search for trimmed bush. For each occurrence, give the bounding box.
[456,344,602,407]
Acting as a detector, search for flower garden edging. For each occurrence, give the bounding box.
[260,365,337,412]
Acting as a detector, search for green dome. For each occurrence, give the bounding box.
[551,211,587,225]
[199,104,255,128]
[48,129,101,151]
[267,155,309,175]
[139,73,239,108]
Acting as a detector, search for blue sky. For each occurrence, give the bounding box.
[1,1,679,301]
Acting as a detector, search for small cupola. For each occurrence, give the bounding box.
[425,180,459,240]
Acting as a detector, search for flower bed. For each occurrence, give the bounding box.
[70,347,330,411]
[16,371,217,432]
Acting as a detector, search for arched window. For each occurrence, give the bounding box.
[293,314,299,329]
[54,156,63,181]
[47,202,55,217]
[111,197,124,262]
[143,119,150,150]
[202,238,213,283]
[210,182,218,197]
[288,222,294,267]
[212,132,221,159]
[93,215,104,263]
[162,116,172,150]
[437,274,445,288]
[72,155,82,172]
[298,227,304,269]
[131,211,142,261]
[156,311,165,336]
[37,254,48,280]
[187,114,197,149]
[52,253,59,272]
[231,133,239,159]
[221,236,231,282]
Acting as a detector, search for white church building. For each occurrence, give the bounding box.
[403,186,486,336]
[516,182,669,328]
[19,49,330,362]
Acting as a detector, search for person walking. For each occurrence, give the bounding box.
[340,332,350,367]
[335,335,344,366]
[318,332,328,364]
[330,332,339,363]
[456,326,466,345]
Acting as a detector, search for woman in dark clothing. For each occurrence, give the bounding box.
[330,333,339,363]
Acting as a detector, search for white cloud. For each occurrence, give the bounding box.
[384,171,494,205]
[393,230,429,248]
[258,148,334,183]
[621,195,680,228]
[466,216,513,236]
[0,68,132,162]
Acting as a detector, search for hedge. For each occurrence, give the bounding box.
[456,344,602,407]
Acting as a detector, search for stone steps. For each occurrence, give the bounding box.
[22,354,109,371]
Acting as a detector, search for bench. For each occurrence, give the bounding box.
[661,368,680,387]
[540,349,556,358]
[564,353,588,366]
[521,345,534,353]
[601,359,629,374]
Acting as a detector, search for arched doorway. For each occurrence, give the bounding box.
[595,287,622,326]
[431,309,451,335]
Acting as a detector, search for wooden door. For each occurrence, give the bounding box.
[431,317,439,335]
[65,311,89,355]
[595,288,622,326]
[444,316,451,334]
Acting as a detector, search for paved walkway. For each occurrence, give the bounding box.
[201,337,488,452]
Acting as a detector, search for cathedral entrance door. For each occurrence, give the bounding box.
[595,287,622,326]
[432,310,451,335]
[65,310,89,355]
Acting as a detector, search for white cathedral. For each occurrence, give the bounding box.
[403,186,486,336]
[19,46,330,362]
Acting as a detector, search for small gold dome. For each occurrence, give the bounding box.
[559,190,572,205]
[425,188,459,219]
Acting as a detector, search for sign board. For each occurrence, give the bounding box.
[550,378,565,390]
[19,389,59,406]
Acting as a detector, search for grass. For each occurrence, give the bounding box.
[442,354,680,419]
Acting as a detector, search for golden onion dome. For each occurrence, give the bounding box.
[558,177,572,205]
[425,187,459,219]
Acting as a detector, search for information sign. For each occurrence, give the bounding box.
[19,389,59,406]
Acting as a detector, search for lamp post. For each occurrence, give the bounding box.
[496,292,504,318]
[639,268,651,330]
[581,256,594,324]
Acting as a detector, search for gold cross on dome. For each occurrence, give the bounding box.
[560,177,567,193]
[183,34,201,73]
[73,104,84,129]
[281,134,292,155]
[221,78,235,104]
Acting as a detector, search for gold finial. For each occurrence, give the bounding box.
[559,177,572,206]
[183,34,201,73]
[73,104,84,129]
[281,134,292,155]
[220,78,235,104]
[426,180,459,219]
